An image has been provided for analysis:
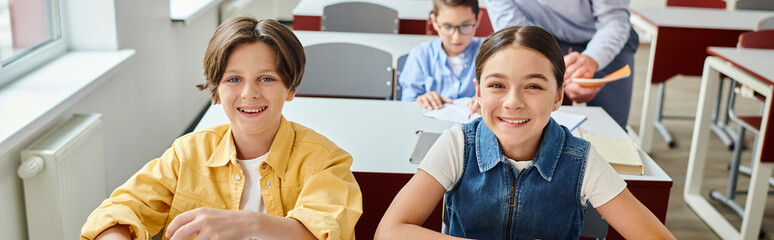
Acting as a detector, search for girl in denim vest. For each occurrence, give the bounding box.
[376,26,674,239]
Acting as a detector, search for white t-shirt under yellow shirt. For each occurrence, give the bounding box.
[238,153,268,213]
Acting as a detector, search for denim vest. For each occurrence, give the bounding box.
[444,118,590,239]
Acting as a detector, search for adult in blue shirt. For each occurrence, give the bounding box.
[486,0,639,128]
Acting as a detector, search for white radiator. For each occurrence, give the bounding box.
[17,113,106,240]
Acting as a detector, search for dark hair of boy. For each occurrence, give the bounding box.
[431,0,480,17]
[474,25,566,89]
[197,17,306,102]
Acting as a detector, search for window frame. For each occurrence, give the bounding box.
[0,0,67,88]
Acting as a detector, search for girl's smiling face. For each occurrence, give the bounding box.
[475,45,563,161]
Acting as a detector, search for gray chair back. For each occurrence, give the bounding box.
[736,0,774,10]
[394,54,409,100]
[322,2,399,34]
[298,42,393,99]
[580,207,609,239]
[757,15,774,30]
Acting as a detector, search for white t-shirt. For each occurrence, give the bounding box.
[238,153,268,213]
[447,56,464,77]
[418,125,626,207]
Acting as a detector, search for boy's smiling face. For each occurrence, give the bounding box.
[217,42,295,154]
[430,5,479,57]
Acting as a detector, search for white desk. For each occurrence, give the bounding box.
[629,6,774,153]
[687,47,774,240]
[194,98,669,180]
[291,0,494,36]
[292,0,487,20]
[294,30,437,66]
[194,98,671,239]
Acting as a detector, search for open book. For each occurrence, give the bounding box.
[584,134,643,175]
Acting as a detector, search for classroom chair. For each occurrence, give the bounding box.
[736,0,774,11]
[709,30,774,224]
[393,54,409,100]
[297,42,394,99]
[757,15,774,30]
[321,2,399,34]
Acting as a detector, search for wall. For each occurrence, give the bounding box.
[0,0,217,238]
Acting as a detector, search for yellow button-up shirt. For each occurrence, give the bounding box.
[81,117,362,240]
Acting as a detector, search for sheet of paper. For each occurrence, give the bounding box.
[423,97,481,124]
[551,111,587,131]
[571,65,631,87]
[424,97,587,129]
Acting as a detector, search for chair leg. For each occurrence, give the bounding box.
[709,125,746,217]
[710,77,735,150]
[654,83,676,148]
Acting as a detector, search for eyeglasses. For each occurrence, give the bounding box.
[436,23,476,36]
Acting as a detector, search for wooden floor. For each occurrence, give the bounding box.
[630,43,774,239]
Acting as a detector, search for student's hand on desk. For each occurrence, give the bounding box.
[565,82,603,103]
[564,52,598,82]
[417,91,452,110]
[166,207,261,240]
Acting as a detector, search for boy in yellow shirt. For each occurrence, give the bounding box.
[81,17,362,240]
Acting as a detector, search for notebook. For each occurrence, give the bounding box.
[583,134,643,175]
[409,131,441,164]
[551,111,587,132]
[423,97,481,124]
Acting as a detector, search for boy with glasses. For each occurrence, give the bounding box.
[399,0,483,110]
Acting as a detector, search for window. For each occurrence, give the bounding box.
[0,0,65,87]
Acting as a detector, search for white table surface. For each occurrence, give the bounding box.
[629,6,774,153]
[708,47,774,82]
[684,47,774,239]
[631,6,774,30]
[194,97,671,182]
[292,0,487,20]
[294,30,437,66]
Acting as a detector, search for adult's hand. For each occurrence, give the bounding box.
[564,52,599,82]
[565,82,603,103]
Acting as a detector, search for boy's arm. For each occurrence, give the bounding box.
[583,0,631,70]
[286,149,363,240]
[81,143,181,240]
[164,208,316,240]
[596,188,675,239]
[398,48,430,101]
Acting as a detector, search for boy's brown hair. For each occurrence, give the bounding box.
[198,17,305,102]
[431,0,479,18]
